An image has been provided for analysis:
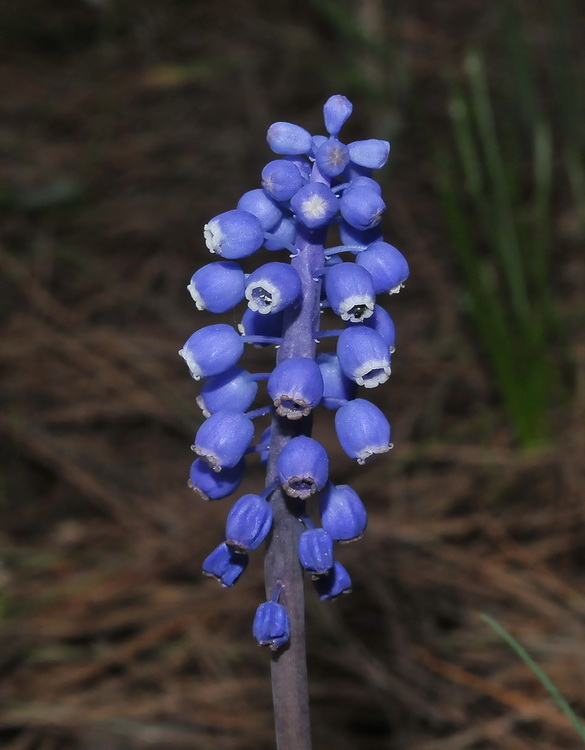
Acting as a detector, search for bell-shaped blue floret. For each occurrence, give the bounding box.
[277,436,329,499]
[325,262,375,322]
[290,183,338,229]
[237,189,283,231]
[348,304,395,352]
[202,542,248,587]
[323,94,353,137]
[188,457,246,501]
[355,241,409,294]
[245,262,301,315]
[225,493,273,551]
[316,353,357,409]
[264,216,297,251]
[283,155,312,181]
[268,357,324,420]
[315,138,350,178]
[196,366,258,417]
[188,261,246,313]
[310,134,327,158]
[340,185,386,231]
[193,411,254,471]
[298,528,334,576]
[348,138,390,170]
[339,220,382,248]
[267,121,313,155]
[253,601,290,650]
[204,209,264,259]
[261,159,305,202]
[179,324,244,380]
[239,307,284,343]
[319,484,367,541]
[337,326,391,388]
[347,175,382,195]
[313,561,352,600]
[335,398,391,464]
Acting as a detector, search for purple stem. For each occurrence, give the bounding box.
[264,217,326,750]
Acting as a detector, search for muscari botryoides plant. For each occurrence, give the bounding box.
[179,95,408,749]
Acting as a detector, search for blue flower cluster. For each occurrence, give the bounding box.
[180,95,408,651]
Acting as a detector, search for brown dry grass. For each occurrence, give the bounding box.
[1,1,585,748]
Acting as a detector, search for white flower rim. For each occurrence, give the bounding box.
[338,294,374,322]
[187,281,206,311]
[178,347,202,380]
[246,279,281,314]
[353,358,391,388]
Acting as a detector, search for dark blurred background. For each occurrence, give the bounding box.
[1,1,584,748]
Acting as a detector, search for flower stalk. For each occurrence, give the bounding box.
[263,224,325,749]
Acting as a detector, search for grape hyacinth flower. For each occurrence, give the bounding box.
[180,95,408,749]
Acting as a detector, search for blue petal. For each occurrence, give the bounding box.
[179,324,244,380]
[196,366,258,417]
[188,261,246,313]
[335,398,391,464]
[225,494,273,551]
[347,304,395,351]
[336,327,391,388]
[193,411,254,471]
[277,436,329,499]
[239,307,284,343]
[316,353,357,409]
[204,209,264,259]
[323,95,353,137]
[189,458,246,501]
[325,262,375,322]
[290,182,338,229]
[264,216,297,251]
[268,357,324,420]
[298,528,334,575]
[253,601,290,650]
[237,189,283,231]
[313,561,352,600]
[319,484,367,541]
[267,122,313,155]
[261,159,305,202]
[245,262,301,315]
[339,185,386,231]
[355,241,409,294]
[202,542,248,587]
[315,138,349,178]
[348,138,390,169]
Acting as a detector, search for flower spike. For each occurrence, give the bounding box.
[181,96,409,722]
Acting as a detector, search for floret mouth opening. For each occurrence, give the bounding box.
[192,445,222,472]
[355,442,392,465]
[275,397,311,420]
[337,533,364,544]
[225,539,249,553]
[309,568,333,579]
[179,348,202,380]
[388,282,405,294]
[202,570,223,583]
[338,294,374,322]
[346,303,374,322]
[283,476,318,499]
[246,281,280,314]
[203,221,221,253]
[187,282,206,311]
[355,362,391,388]
[187,478,212,502]
[195,394,212,418]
